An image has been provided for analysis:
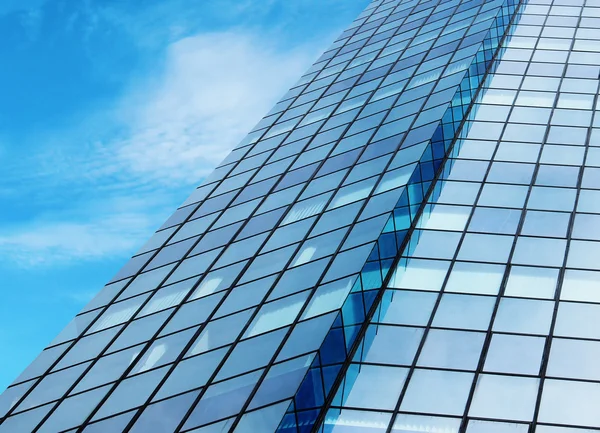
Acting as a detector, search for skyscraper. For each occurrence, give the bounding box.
[1,0,599,431]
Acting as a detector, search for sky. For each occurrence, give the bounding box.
[0,0,368,392]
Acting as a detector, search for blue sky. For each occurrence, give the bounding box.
[0,0,367,392]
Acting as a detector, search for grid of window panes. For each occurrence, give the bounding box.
[0,1,525,433]
[320,0,600,432]
[276,0,522,431]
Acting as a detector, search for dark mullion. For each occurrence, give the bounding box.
[381,9,527,432]
[529,3,596,432]
[227,3,507,433]
[457,5,565,431]
[303,3,528,433]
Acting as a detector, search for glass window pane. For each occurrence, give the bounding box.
[188,310,253,357]
[458,234,514,263]
[156,347,228,400]
[73,346,142,393]
[131,328,197,374]
[445,262,505,295]
[234,401,290,433]
[390,259,451,291]
[129,391,199,433]
[363,325,424,366]
[301,276,356,319]
[505,266,558,299]
[554,302,600,339]
[0,381,34,418]
[400,369,473,416]
[38,386,111,433]
[92,368,168,420]
[182,370,262,430]
[276,313,335,362]
[216,328,287,380]
[249,355,313,409]
[521,211,570,238]
[468,207,521,235]
[160,292,224,336]
[245,291,310,338]
[433,294,495,331]
[539,379,600,427]
[547,338,600,381]
[469,375,539,422]
[342,364,408,410]
[493,298,553,335]
[16,362,89,411]
[418,329,485,370]
[512,237,567,267]
[108,310,170,354]
[484,334,544,375]
[561,269,600,303]
[380,290,437,326]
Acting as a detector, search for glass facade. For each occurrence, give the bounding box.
[1,0,599,432]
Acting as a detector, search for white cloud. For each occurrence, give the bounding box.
[0,30,319,267]
[109,31,316,184]
[0,216,151,267]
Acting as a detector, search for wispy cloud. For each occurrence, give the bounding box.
[108,31,316,184]
[0,30,319,267]
[0,216,151,267]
